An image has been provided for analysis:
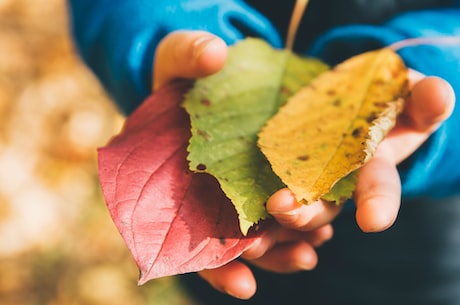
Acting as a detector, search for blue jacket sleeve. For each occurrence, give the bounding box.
[67,0,281,115]
[308,7,460,198]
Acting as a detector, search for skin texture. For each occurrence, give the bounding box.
[153,30,456,300]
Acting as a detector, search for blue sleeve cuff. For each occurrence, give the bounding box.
[68,0,281,115]
[308,8,460,198]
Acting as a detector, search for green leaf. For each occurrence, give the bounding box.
[183,38,328,234]
[322,170,359,204]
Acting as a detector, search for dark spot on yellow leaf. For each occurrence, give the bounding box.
[333,99,341,107]
[352,127,364,138]
[392,67,406,78]
[374,101,388,108]
[327,89,336,96]
[297,155,310,161]
[366,112,378,123]
[196,163,207,171]
[373,78,386,85]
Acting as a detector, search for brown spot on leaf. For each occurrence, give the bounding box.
[201,99,211,106]
[373,101,388,108]
[366,112,378,123]
[352,127,364,138]
[196,163,207,171]
[197,129,210,140]
[281,86,291,95]
[392,65,406,78]
[373,78,386,86]
[297,155,310,161]
[333,99,341,107]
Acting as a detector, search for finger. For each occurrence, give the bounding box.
[267,188,342,231]
[239,224,281,260]
[354,143,401,232]
[242,223,333,261]
[153,31,227,90]
[248,241,318,273]
[387,76,455,163]
[276,224,334,247]
[404,76,455,132]
[198,261,256,300]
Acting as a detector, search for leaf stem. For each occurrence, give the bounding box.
[286,0,310,51]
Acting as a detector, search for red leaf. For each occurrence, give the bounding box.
[98,81,267,284]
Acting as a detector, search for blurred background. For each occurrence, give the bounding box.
[0,1,198,304]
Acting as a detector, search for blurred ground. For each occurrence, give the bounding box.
[0,1,198,304]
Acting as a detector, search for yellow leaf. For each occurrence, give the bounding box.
[258,48,409,204]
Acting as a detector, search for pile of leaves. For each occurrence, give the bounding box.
[98,38,409,283]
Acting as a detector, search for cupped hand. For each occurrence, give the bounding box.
[267,70,455,234]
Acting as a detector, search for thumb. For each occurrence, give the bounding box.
[153,31,227,90]
[404,75,455,133]
[386,75,455,163]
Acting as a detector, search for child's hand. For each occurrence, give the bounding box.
[266,72,455,234]
[153,31,455,299]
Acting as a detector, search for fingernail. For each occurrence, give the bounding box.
[296,245,317,270]
[268,199,302,216]
[224,288,244,300]
[269,208,299,216]
[224,285,253,300]
[442,80,455,111]
[299,256,316,270]
[266,189,301,215]
[193,36,219,60]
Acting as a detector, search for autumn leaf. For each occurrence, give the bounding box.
[322,171,358,204]
[258,48,409,204]
[183,38,328,234]
[97,81,268,284]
